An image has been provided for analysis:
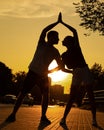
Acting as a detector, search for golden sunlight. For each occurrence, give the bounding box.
[48,60,69,82]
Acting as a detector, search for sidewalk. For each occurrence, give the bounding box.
[0,104,104,130]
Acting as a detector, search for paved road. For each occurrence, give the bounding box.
[0,104,104,130]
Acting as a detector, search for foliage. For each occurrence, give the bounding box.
[0,62,13,96]
[91,63,102,79]
[90,63,104,90]
[13,71,27,95]
[0,62,27,96]
[74,0,104,35]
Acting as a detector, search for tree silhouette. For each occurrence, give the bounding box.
[91,63,102,79]
[74,0,104,35]
[13,71,26,95]
[90,63,104,90]
[0,62,13,96]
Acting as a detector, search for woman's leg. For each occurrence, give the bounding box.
[86,85,97,125]
[63,86,76,119]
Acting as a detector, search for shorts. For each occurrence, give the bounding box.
[21,70,49,95]
[71,65,94,86]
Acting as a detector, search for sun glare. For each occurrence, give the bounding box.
[48,60,69,82]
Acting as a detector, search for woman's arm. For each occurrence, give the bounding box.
[48,64,73,74]
[48,66,61,74]
[59,13,80,46]
[62,67,73,73]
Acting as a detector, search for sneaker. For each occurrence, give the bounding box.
[40,116,51,124]
[5,114,16,122]
[60,118,66,125]
[92,119,98,127]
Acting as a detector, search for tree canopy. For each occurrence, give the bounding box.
[74,0,104,35]
[0,62,13,96]
[90,63,104,90]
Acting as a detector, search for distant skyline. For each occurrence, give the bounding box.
[0,0,104,93]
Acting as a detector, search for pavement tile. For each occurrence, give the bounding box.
[0,104,104,130]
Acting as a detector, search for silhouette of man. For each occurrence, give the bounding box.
[5,13,69,124]
[58,13,97,126]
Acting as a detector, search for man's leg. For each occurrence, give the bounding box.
[12,93,25,115]
[40,91,51,124]
[5,70,36,122]
[5,92,25,122]
[39,77,51,124]
[41,91,48,118]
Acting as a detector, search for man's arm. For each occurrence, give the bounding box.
[48,57,73,74]
[62,67,73,73]
[48,66,61,74]
[38,21,59,46]
[48,65,73,74]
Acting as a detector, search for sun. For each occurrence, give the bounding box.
[48,60,69,82]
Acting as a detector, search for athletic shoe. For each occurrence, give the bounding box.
[5,114,16,122]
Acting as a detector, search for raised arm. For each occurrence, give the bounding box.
[59,13,80,46]
[38,15,60,46]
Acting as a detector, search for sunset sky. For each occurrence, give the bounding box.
[0,0,104,93]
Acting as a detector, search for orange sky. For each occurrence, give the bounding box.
[0,0,104,93]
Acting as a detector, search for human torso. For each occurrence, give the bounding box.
[29,43,60,76]
[62,45,87,69]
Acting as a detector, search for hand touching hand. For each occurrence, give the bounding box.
[58,12,62,23]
